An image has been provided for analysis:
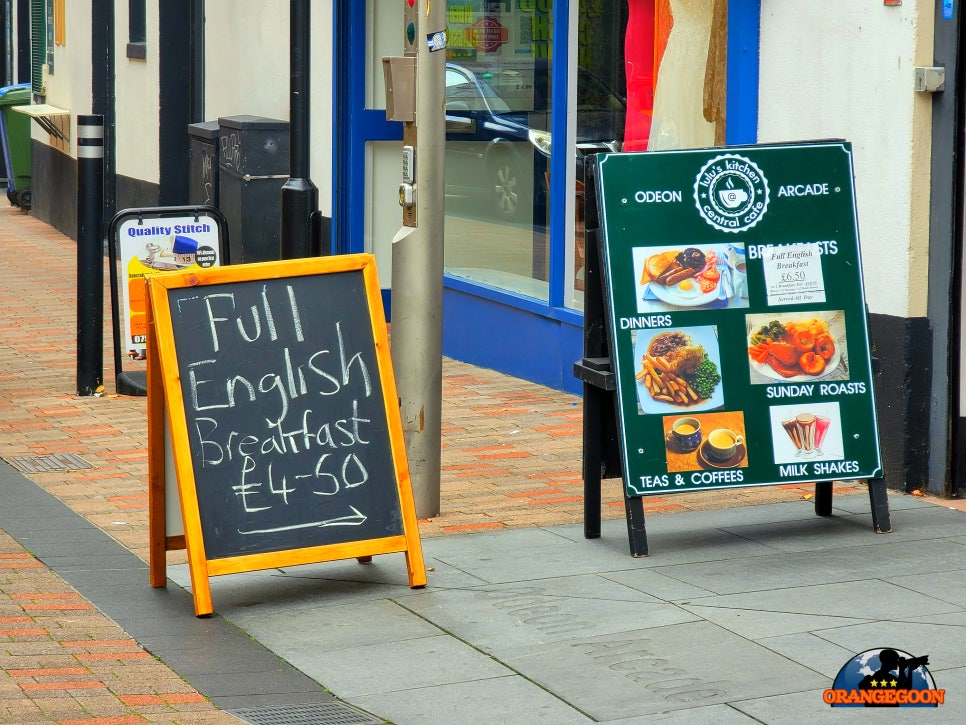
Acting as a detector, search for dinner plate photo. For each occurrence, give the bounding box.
[633,326,724,415]
[750,345,841,382]
[746,312,846,382]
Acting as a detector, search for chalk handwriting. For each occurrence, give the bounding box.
[171,276,393,550]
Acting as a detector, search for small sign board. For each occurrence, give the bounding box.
[595,142,882,497]
[146,254,426,615]
[118,209,226,360]
[108,206,229,397]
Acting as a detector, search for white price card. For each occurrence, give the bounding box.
[762,242,826,306]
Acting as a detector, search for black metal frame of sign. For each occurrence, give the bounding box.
[575,144,892,557]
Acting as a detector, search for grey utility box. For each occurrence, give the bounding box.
[187,120,220,207]
[217,115,289,264]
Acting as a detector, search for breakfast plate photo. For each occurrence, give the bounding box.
[632,244,734,312]
[648,280,719,307]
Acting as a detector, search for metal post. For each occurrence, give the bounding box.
[280,0,319,259]
[390,0,446,517]
[77,115,105,396]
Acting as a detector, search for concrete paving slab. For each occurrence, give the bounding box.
[722,504,966,552]
[600,568,718,602]
[609,703,761,724]
[681,603,871,640]
[350,675,594,725]
[421,527,652,581]
[395,577,700,650]
[813,620,966,671]
[281,634,513,699]
[717,514,895,553]
[887,567,966,608]
[167,555,487,612]
[222,598,442,654]
[649,540,966,595]
[490,622,829,720]
[830,491,935,514]
[426,525,779,581]
[551,500,823,544]
[753,632,860,679]
[675,580,959,621]
[180,667,330,701]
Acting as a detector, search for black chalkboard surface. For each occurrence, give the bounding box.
[146,255,425,615]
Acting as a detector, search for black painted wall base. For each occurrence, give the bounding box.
[115,174,160,211]
[31,140,76,238]
[868,313,932,494]
[31,143,161,240]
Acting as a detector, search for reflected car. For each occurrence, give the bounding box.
[445,61,625,220]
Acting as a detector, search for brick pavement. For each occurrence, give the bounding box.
[0,203,880,722]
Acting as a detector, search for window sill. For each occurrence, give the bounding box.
[126,42,147,60]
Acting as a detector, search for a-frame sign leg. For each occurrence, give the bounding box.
[815,478,892,534]
[577,156,650,556]
[624,494,648,557]
[814,481,833,517]
[581,382,605,540]
[868,478,892,533]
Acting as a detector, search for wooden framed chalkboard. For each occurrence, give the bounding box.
[146,254,426,615]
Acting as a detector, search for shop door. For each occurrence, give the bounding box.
[334,1,404,302]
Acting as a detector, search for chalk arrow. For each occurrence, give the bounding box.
[239,507,368,535]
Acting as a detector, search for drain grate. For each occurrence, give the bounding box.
[229,702,383,725]
[3,453,95,474]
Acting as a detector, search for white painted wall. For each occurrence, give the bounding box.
[758,2,933,319]
[114,0,161,182]
[204,0,333,214]
[204,0,289,119]
[39,0,94,154]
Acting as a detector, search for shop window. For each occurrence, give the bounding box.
[128,0,147,59]
[442,1,554,301]
[647,0,726,149]
[568,0,727,300]
[441,0,728,305]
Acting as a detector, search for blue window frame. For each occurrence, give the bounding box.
[333,1,761,393]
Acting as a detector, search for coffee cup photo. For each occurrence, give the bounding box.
[706,428,744,460]
[667,416,702,452]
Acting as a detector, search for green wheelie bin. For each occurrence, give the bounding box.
[0,83,32,210]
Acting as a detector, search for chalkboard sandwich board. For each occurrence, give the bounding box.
[145,254,426,615]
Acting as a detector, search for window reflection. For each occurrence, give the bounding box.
[443,0,726,304]
[443,2,553,300]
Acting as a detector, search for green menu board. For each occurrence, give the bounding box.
[595,142,882,497]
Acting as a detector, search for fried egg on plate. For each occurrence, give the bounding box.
[675,278,702,299]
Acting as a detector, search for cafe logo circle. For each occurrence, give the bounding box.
[693,154,769,233]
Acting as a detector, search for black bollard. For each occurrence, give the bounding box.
[76,115,105,396]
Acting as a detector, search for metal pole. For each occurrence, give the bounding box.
[77,115,105,396]
[280,0,318,259]
[189,0,205,123]
[390,0,446,517]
